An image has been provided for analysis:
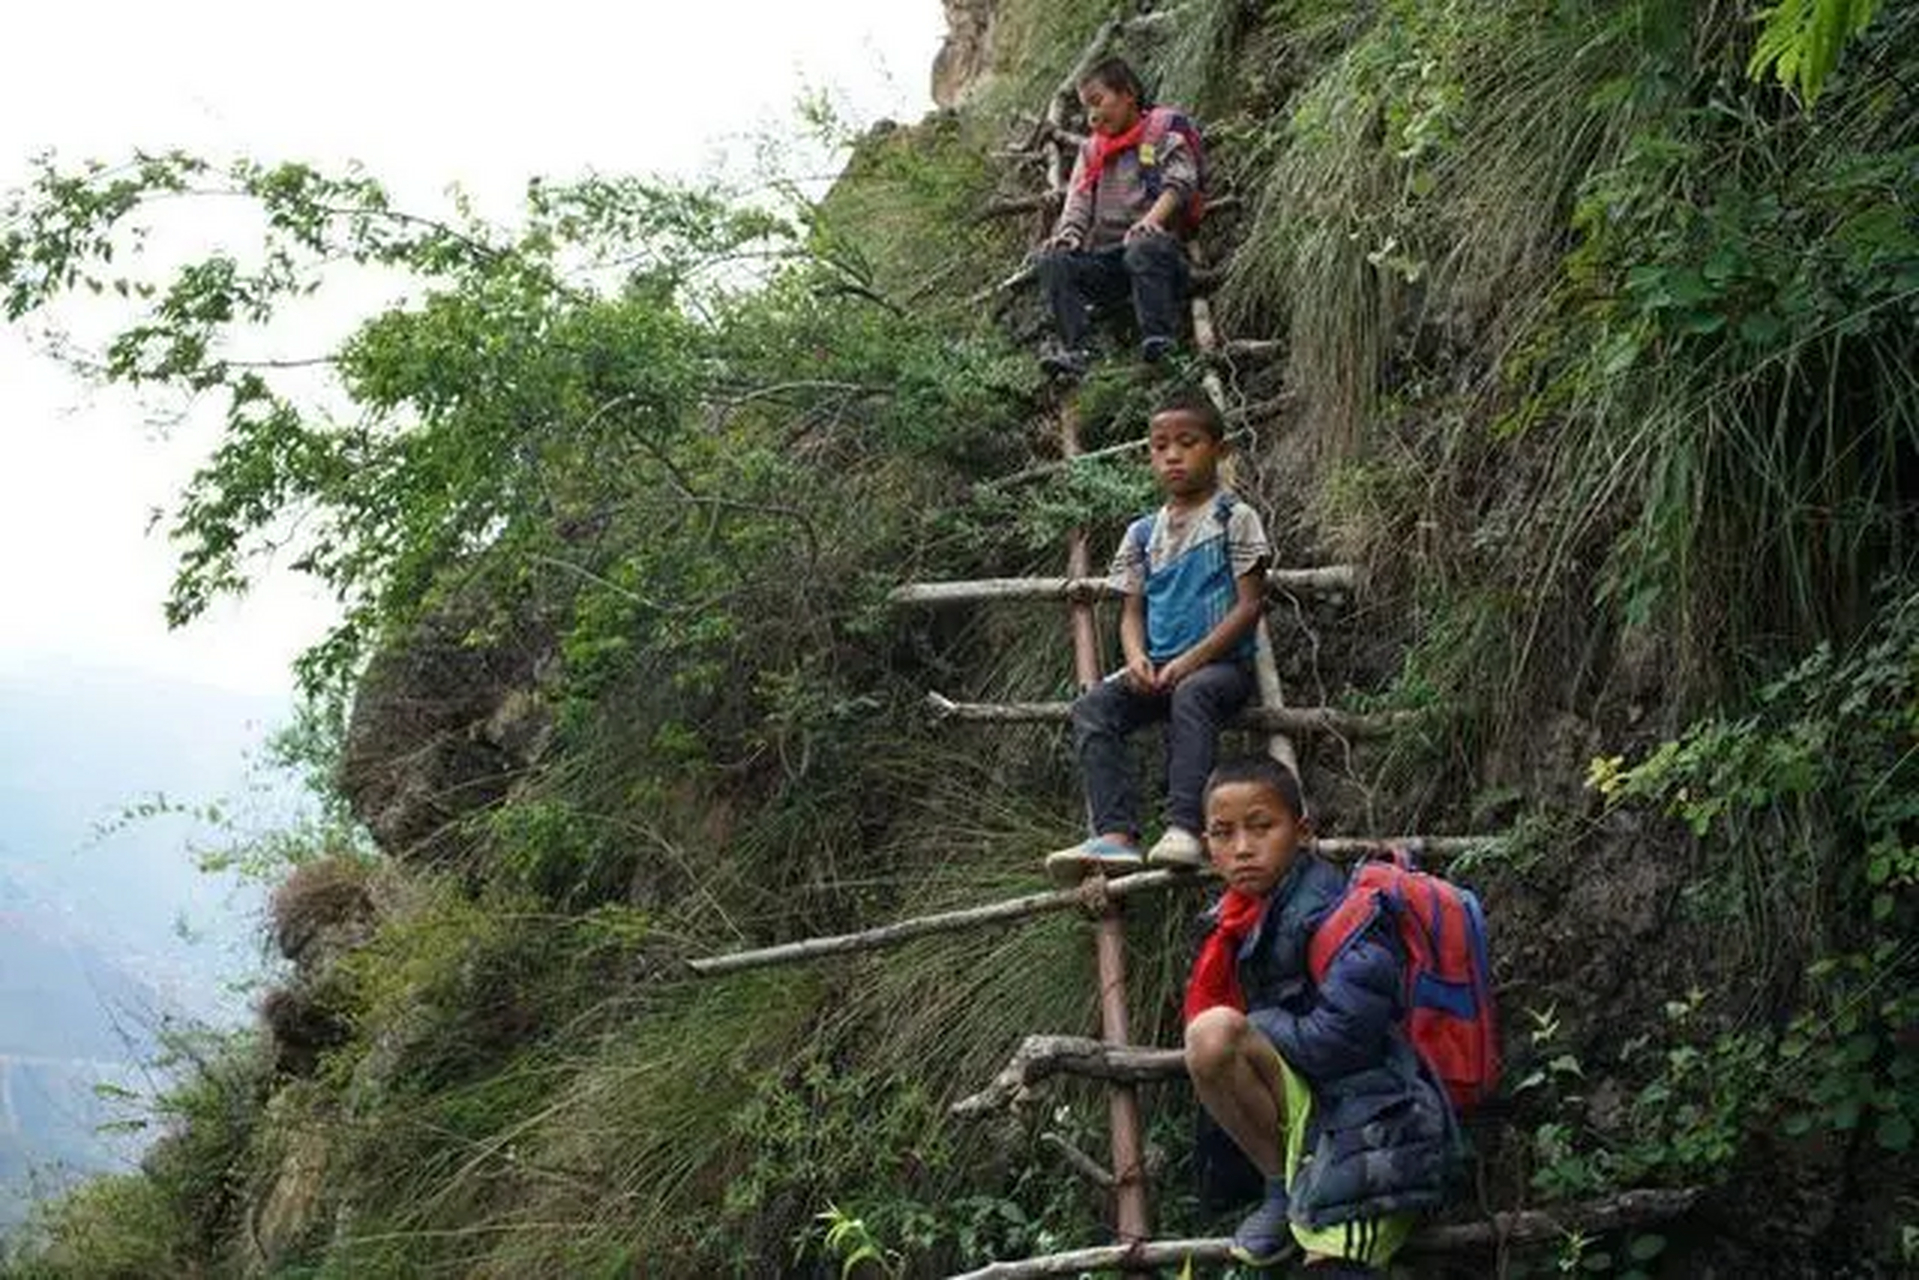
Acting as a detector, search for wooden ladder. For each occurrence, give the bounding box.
[690,11,1699,1273]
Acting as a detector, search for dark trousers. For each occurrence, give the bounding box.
[1038,235,1188,350]
[1072,660,1254,837]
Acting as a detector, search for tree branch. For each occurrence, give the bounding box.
[951,1036,1183,1118]
[1041,1131,1117,1189]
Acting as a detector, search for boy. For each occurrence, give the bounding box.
[1046,393,1268,879]
[1185,757,1453,1272]
[1037,56,1200,379]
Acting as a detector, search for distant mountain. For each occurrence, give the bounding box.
[0,867,161,1224]
[0,873,160,1060]
[0,660,288,1220]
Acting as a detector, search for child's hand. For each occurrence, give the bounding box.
[1124,655,1157,692]
[1155,654,1195,691]
[1124,217,1168,244]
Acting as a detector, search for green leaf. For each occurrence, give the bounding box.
[1678,309,1728,335]
[1875,1112,1914,1152]
[1630,1233,1669,1261]
[1749,0,1881,105]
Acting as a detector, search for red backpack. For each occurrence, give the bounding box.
[1306,844,1500,1112]
[1139,106,1208,233]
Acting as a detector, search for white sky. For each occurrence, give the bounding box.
[0,0,945,697]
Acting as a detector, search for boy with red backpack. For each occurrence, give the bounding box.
[1038,56,1207,379]
[1185,757,1493,1272]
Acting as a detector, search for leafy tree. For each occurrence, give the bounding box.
[2,156,798,694]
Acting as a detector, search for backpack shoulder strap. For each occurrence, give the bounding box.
[1128,511,1158,563]
[1307,888,1378,984]
[1140,106,1191,150]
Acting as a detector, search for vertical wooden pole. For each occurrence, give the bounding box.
[1061,396,1152,1255]
[1188,249,1301,780]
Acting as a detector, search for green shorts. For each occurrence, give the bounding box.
[1273,1048,1415,1267]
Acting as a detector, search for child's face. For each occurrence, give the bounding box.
[1147,410,1222,500]
[1204,781,1305,897]
[1079,77,1141,137]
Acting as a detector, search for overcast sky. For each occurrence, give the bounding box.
[0,0,945,697]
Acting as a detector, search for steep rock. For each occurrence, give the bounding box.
[933,0,998,107]
[338,600,554,867]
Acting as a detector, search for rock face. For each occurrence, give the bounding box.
[338,600,553,867]
[933,0,998,107]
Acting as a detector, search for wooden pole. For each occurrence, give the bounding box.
[944,1188,1704,1278]
[1060,393,1153,1262]
[1187,244,1302,781]
[924,692,1413,738]
[886,565,1360,607]
[951,1035,1185,1118]
[686,872,1184,978]
[685,835,1495,979]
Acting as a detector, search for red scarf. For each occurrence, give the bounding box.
[1076,115,1149,193]
[1183,887,1266,1023]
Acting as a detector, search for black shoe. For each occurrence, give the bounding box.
[1139,335,1178,364]
[1039,344,1092,380]
[1229,1178,1295,1268]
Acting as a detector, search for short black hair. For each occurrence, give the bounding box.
[1078,56,1147,105]
[1203,756,1307,822]
[1150,390,1227,442]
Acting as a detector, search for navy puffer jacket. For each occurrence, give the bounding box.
[1202,855,1457,1228]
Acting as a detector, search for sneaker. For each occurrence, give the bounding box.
[1039,343,1092,380]
[1043,836,1142,883]
[1145,825,1206,869]
[1229,1178,1296,1268]
[1139,335,1178,364]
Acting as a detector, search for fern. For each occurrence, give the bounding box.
[1748,0,1880,104]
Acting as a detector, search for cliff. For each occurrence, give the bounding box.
[5,1,1918,1276]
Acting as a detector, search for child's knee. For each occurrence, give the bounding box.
[1184,1006,1249,1076]
[1072,680,1123,732]
[1037,246,1077,277]
[1171,663,1245,715]
[1123,235,1179,274]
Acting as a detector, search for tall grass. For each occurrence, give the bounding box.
[1226,0,1919,726]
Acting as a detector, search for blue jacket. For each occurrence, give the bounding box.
[1202,855,1456,1228]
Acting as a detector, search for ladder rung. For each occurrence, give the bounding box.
[945,1189,1704,1277]
[951,1034,1182,1119]
[975,403,1284,489]
[1199,336,1282,364]
[924,691,1413,738]
[888,565,1359,607]
[684,834,1496,979]
[687,870,1186,978]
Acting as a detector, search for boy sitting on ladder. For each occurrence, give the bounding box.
[1186,757,1455,1273]
[1038,55,1206,379]
[1047,392,1268,878]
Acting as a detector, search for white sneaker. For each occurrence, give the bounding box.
[1043,837,1143,884]
[1146,826,1206,870]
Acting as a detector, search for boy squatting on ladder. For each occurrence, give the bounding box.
[1037,55,1201,379]
[1187,757,1454,1272]
[1046,393,1268,878]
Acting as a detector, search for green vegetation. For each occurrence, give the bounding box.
[3,0,1917,1275]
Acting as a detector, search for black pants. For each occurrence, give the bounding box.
[1071,661,1254,837]
[1038,234,1188,350]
